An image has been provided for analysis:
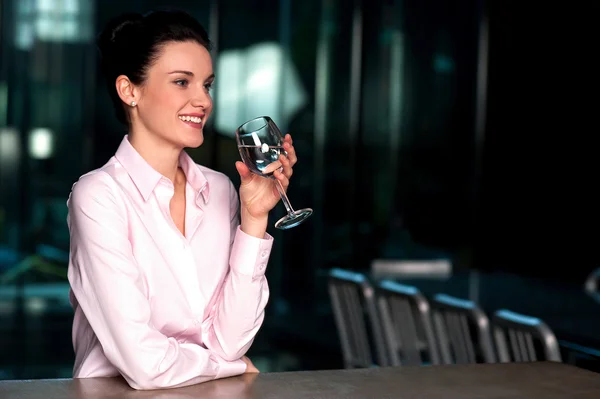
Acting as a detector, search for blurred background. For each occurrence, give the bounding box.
[0,0,598,379]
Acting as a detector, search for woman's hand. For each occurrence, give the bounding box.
[241,356,260,373]
[236,134,297,238]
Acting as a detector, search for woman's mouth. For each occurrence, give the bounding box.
[178,115,203,129]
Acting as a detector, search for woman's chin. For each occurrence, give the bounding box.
[182,132,204,149]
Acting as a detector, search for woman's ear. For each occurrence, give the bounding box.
[115,75,138,107]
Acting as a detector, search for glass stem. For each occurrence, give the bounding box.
[274,178,295,215]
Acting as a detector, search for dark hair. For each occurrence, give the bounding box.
[97,10,212,125]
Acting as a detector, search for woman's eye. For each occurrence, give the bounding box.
[175,79,188,87]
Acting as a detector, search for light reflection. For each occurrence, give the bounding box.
[0,128,20,167]
[29,127,54,159]
[215,42,307,136]
[14,0,93,50]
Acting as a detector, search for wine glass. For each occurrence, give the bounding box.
[236,116,313,230]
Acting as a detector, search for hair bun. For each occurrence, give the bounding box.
[97,13,144,58]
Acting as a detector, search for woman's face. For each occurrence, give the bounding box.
[132,40,214,150]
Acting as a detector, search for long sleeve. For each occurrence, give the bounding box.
[67,173,246,390]
[201,181,272,361]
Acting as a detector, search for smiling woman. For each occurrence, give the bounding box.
[125,40,214,150]
[65,9,300,390]
[98,12,214,151]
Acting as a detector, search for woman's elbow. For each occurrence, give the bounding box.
[111,353,175,390]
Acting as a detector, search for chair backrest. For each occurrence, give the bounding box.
[430,293,496,364]
[492,309,562,363]
[377,280,441,366]
[371,259,452,280]
[328,268,388,368]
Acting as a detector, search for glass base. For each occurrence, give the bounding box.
[275,208,313,230]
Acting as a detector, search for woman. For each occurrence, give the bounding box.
[67,10,297,390]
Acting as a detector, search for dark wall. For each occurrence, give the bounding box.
[475,1,599,282]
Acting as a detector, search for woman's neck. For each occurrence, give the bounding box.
[128,130,182,184]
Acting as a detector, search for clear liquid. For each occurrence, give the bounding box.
[238,145,284,177]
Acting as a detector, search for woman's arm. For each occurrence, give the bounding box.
[202,134,300,360]
[68,172,246,390]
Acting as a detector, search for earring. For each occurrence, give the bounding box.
[130,101,137,107]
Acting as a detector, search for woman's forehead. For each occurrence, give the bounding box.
[153,41,213,75]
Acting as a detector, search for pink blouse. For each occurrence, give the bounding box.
[67,136,272,390]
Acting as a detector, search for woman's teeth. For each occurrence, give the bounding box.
[179,115,202,123]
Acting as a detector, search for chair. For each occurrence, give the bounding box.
[377,280,440,366]
[430,293,496,364]
[328,268,388,368]
[492,309,562,362]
